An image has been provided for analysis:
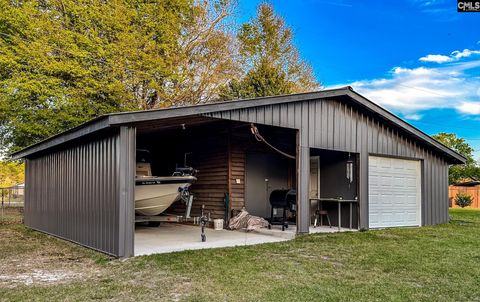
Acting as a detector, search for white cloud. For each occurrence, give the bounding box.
[452,49,480,59]
[404,113,423,121]
[333,48,480,116]
[419,49,480,64]
[458,102,480,115]
[419,54,452,63]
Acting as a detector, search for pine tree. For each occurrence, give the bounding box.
[220,3,320,100]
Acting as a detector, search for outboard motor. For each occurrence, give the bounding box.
[173,167,198,176]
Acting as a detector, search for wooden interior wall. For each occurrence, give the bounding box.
[230,143,246,211]
[449,186,480,208]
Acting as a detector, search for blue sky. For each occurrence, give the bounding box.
[237,0,480,159]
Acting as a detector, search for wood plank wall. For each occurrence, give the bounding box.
[164,132,229,219]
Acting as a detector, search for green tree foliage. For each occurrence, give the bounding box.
[432,132,480,184]
[219,3,320,100]
[0,0,237,154]
[0,160,24,187]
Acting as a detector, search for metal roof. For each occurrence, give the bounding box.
[11,86,466,164]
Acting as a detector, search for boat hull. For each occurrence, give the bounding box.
[135,176,196,216]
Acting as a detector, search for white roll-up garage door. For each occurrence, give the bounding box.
[368,156,421,228]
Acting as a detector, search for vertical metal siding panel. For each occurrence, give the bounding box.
[280,104,287,126]
[23,131,121,256]
[438,157,443,224]
[255,107,264,124]
[271,105,280,126]
[308,101,316,146]
[429,154,434,225]
[239,108,248,122]
[246,108,254,123]
[314,101,321,147]
[444,162,449,222]
[350,106,356,151]
[387,128,393,155]
[352,108,358,152]
[118,126,136,257]
[333,102,340,149]
[320,101,328,147]
[394,131,400,156]
[431,155,436,225]
[367,119,375,152]
[425,153,432,225]
[434,156,439,224]
[381,125,387,154]
[285,103,293,127]
[434,155,439,224]
[358,114,369,229]
[24,160,29,227]
[344,105,351,151]
[441,160,447,223]
[371,120,378,154]
[422,152,428,225]
[338,103,346,151]
[377,124,383,154]
[264,105,273,124]
[328,101,336,149]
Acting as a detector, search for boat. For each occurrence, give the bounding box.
[135,151,197,216]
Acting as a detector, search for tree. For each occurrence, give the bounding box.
[0,0,237,155]
[219,3,320,100]
[0,160,24,187]
[432,132,480,184]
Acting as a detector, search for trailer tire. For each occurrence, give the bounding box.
[148,221,160,227]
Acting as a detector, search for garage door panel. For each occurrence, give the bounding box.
[369,156,421,228]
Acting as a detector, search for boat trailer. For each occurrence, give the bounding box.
[135,190,211,242]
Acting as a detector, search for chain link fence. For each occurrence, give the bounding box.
[0,185,24,225]
[1,185,24,207]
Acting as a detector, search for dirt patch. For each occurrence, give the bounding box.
[0,269,82,287]
[0,207,23,225]
[0,247,103,288]
[0,212,107,288]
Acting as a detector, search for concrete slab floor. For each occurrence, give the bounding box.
[134,223,288,256]
[253,224,358,239]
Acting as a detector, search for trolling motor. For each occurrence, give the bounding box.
[200,204,210,242]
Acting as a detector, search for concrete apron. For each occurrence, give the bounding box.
[134,223,357,256]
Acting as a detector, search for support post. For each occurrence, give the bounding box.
[118,126,136,257]
[359,152,369,230]
[297,141,310,233]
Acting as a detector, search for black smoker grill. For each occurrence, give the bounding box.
[269,189,296,231]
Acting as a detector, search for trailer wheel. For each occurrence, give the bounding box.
[148,221,160,227]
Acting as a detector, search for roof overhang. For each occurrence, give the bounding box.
[11,87,466,164]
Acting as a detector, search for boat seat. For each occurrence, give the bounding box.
[136,162,152,176]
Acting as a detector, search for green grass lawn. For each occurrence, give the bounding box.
[1,209,480,301]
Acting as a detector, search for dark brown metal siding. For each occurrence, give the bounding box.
[204,98,450,230]
[24,131,121,256]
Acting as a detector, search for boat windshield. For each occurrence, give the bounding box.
[136,149,152,163]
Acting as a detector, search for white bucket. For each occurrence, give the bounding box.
[213,219,224,230]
